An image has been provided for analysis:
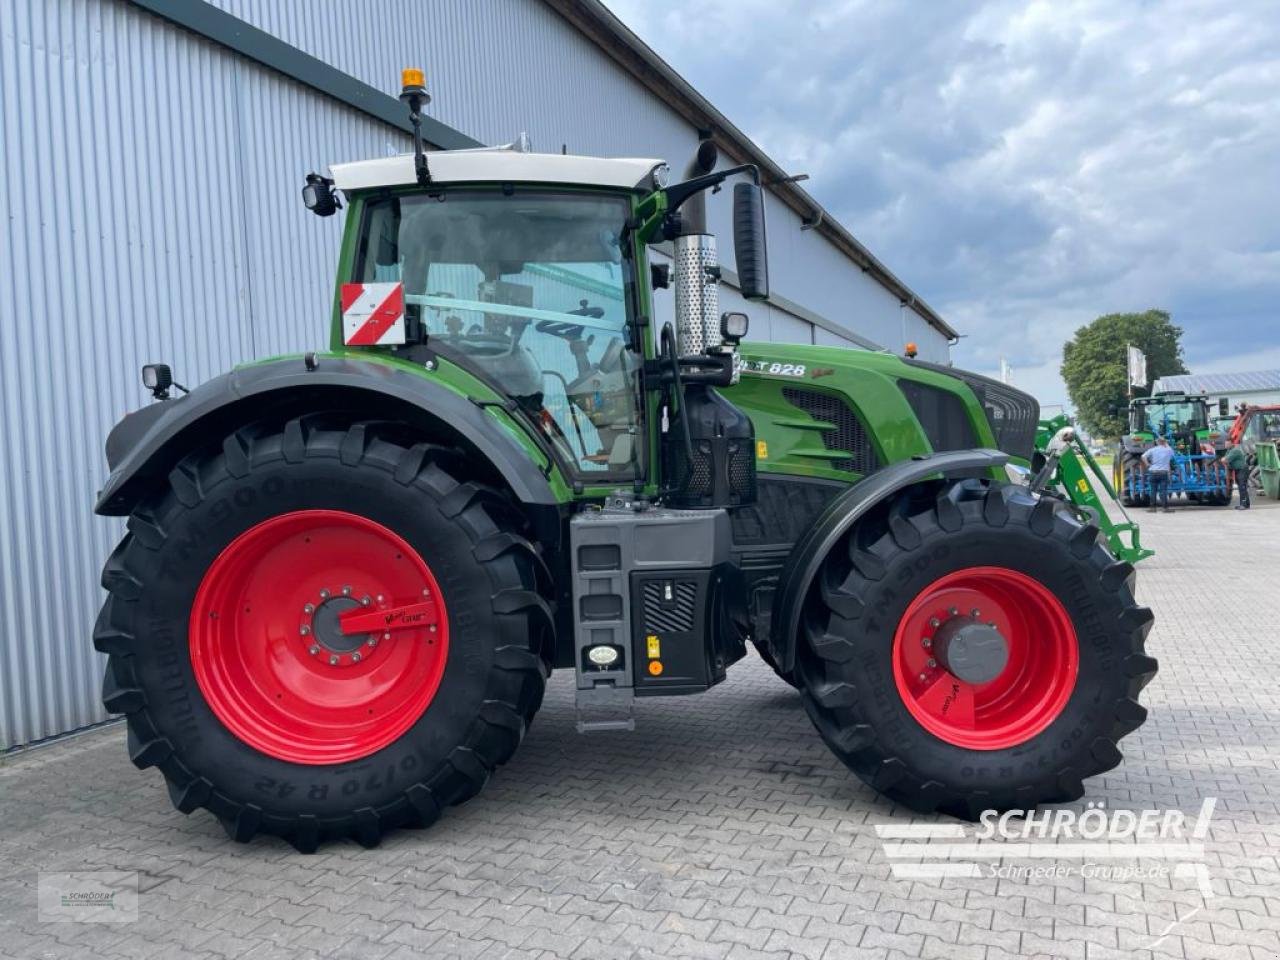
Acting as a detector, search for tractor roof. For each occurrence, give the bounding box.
[331,145,665,193]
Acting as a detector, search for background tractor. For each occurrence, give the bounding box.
[1226,403,1280,497]
[93,71,1156,851]
[1113,392,1229,506]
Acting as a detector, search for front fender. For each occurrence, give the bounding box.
[769,448,1009,673]
[95,355,560,515]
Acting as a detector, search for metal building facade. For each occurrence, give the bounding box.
[0,0,953,748]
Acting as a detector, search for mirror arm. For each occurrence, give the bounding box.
[662,164,760,215]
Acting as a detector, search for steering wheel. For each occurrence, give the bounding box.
[438,333,514,357]
[534,319,586,340]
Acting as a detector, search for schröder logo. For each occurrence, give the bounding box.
[37,872,139,923]
[874,798,1216,898]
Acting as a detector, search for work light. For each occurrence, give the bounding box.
[720,311,749,344]
[141,363,172,398]
[302,173,339,217]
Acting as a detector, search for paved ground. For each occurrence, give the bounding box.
[2,495,1278,960]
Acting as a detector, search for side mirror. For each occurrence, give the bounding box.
[733,183,769,301]
[1218,397,1230,416]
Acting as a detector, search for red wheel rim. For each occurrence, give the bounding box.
[891,566,1078,750]
[190,510,448,765]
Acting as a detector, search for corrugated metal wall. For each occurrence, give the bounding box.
[0,0,403,747]
[0,0,948,748]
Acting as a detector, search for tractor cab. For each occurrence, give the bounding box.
[313,72,771,506]
[334,166,651,481]
[1127,392,1211,449]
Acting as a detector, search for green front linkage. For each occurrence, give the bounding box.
[1034,415,1154,564]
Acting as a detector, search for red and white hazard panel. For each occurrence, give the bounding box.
[341,282,406,346]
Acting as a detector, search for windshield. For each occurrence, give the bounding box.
[1251,411,1280,440]
[1132,400,1207,435]
[354,191,643,480]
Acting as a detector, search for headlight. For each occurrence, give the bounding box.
[651,163,671,189]
[586,645,620,667]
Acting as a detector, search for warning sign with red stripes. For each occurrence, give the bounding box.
[341,282,406,346]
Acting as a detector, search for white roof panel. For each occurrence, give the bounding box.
[331,146,666,192]
[1154,369,1280,395]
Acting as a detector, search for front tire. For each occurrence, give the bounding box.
[95,417,552,850]
[795,480,1156,819]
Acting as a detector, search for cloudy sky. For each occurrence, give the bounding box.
[604,0,1280,406]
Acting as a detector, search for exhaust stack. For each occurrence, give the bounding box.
[673,139,721,357]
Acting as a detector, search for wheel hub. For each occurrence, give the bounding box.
[308,594,368,657]
[933,616,1009,685]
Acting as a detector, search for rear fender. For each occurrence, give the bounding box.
[769,448,1009,673]
[96,355,560,515]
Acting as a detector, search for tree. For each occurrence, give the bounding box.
[1061,310,1188,438]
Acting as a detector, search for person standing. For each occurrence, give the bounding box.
[1142,437,1175,513]
[1223,440,1251,510]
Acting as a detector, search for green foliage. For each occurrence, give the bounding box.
[1061,310,1187,438]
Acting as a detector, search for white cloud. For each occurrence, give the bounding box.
[605,0,1280,405]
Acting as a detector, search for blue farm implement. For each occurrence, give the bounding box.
[1118,450,1229,506]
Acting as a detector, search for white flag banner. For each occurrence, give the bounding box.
[1127,346,1148,388]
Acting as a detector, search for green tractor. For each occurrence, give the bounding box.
[1113,392,1229,506]
[94,72,1156,851]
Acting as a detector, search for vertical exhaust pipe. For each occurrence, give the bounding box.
[673,140,722,357]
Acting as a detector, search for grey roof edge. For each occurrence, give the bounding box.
[543,0,959,343]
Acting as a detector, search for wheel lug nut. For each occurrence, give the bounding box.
[948,607,958,616]
[918,673,928,682]
[383,632,391,641]
[299,625,310,636]
[328,655,339,666]
[429,624,437,633]
[342,585,352,596]
[361,595,371,606]
[367,638,377,647]
[308,645,319,655]
[922,637,932,648]
[929,618,940,628]
[971,608,981,617]
[927,658,937,668]
[376,594,385,604]
[303,603,315,614]
[351,652,362,663]
[319,589,330,600]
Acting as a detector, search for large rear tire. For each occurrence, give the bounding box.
[95,417,553,850]
[795,480,1156,819]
